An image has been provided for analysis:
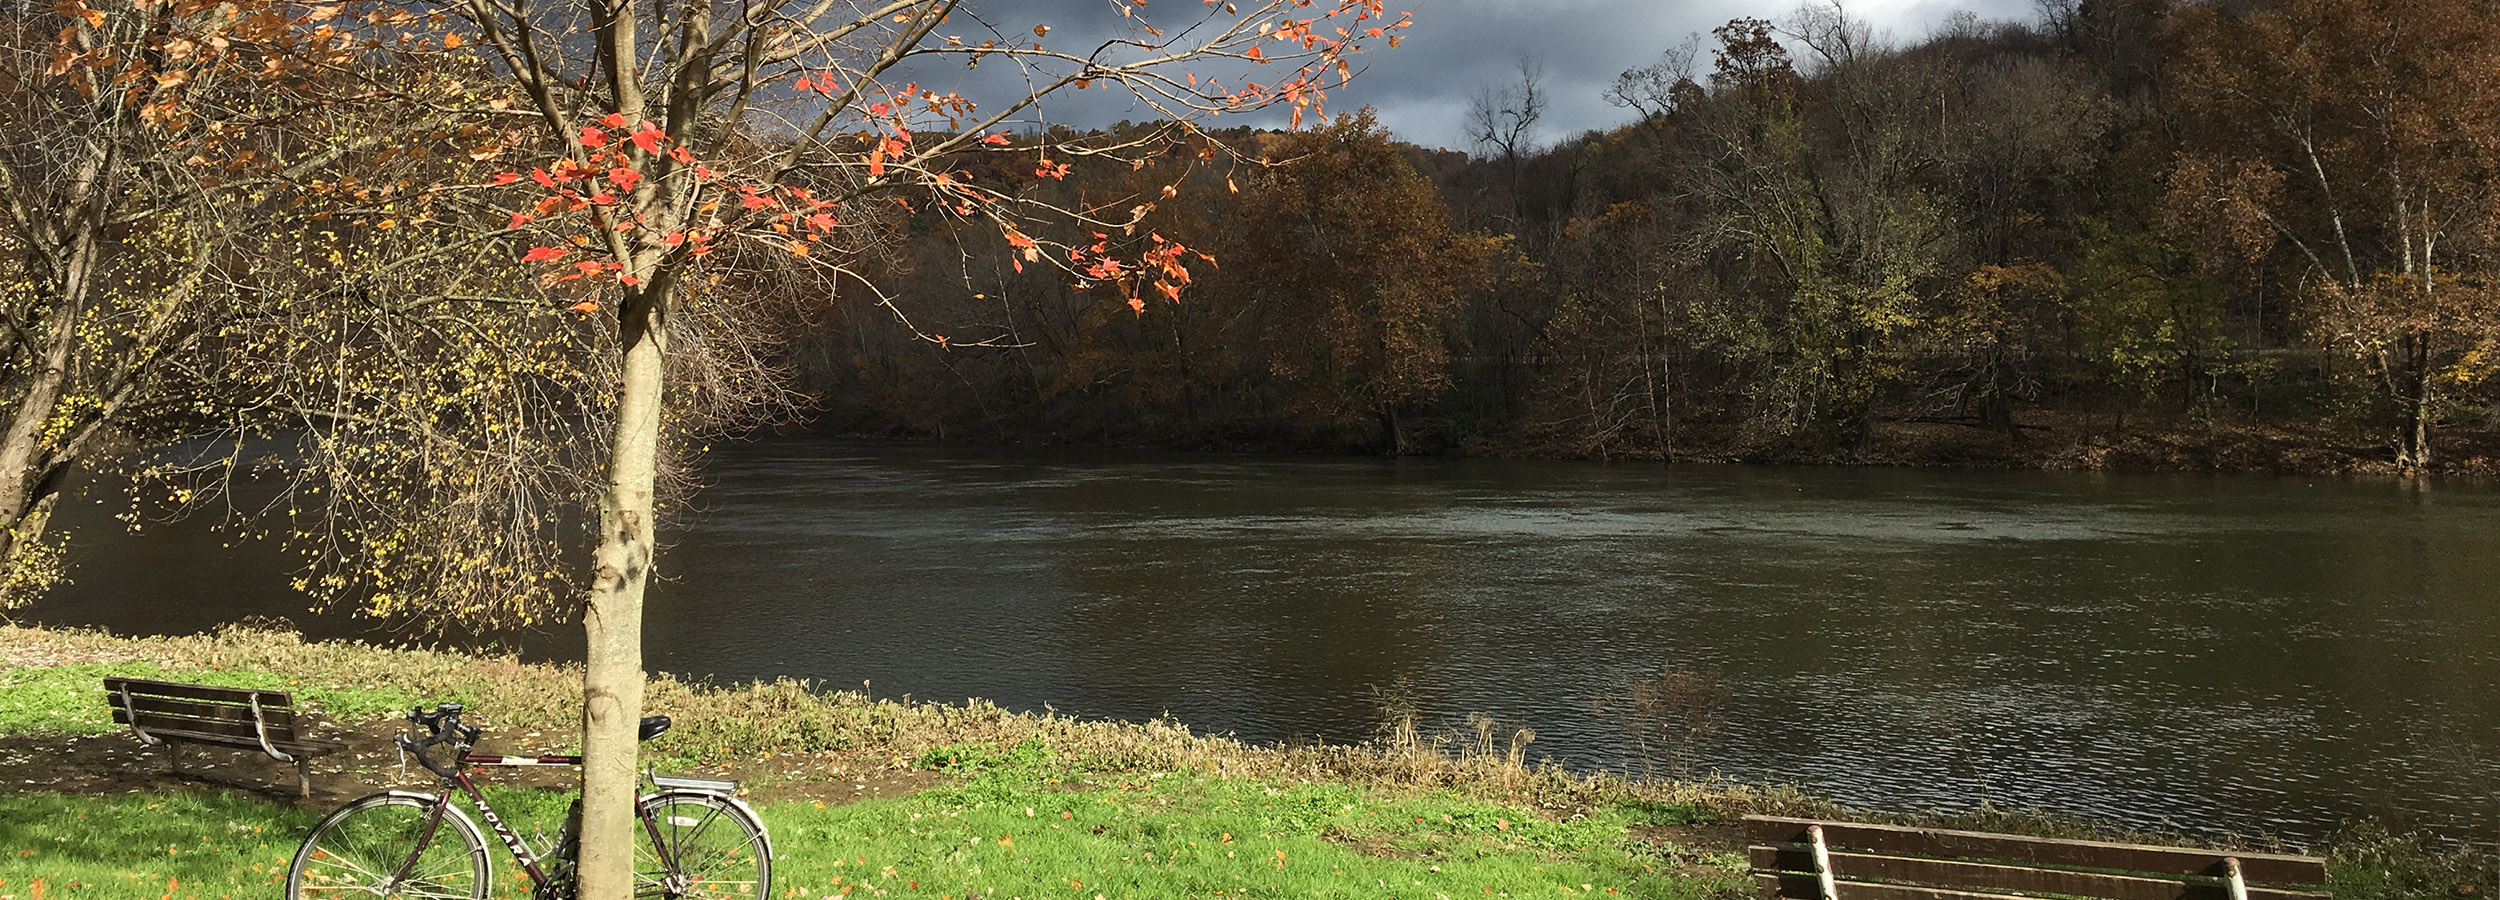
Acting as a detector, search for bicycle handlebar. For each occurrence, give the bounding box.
[398,702,479,778]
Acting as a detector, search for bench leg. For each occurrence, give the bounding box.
[297,757,312,799]
[167,742,181,775]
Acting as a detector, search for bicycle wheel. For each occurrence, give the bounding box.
[634,790,770,900]
[287,793,491,900]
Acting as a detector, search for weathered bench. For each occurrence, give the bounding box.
[1747,815,2329,900]
[103,677,346,798]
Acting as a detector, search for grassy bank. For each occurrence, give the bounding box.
[0,624,2486,900]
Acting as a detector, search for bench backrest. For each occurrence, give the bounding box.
[1747,815,2329,900]
[102,677,307,747]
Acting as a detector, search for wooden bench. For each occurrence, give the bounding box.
[103,677,346,798]
[1747,815,2329,900]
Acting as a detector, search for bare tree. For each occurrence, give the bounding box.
[1465,54,1545,204]
[1605,38,1703,126]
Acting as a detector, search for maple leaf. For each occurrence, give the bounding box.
[522,246,568,262]
[629,122,664,153]
[601,112,628,128]
[568,300,601,313]
[609,167,642,190]
[579,126,608,148]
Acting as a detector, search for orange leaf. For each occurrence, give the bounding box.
[568,300,600,313]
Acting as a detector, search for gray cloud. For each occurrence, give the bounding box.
[923,0,2036,151]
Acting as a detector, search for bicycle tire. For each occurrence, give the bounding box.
[634,790,771,900]
[287,792,492,900]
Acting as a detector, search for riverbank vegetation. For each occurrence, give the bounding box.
[804,0,2500,478]
[1,624,2488,900]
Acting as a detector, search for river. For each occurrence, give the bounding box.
[30,436,2500,844]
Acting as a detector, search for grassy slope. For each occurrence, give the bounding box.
[0,625,2484,900]
[0,758,1736,899]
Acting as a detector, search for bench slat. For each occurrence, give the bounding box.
[102,678,295,709]
[1756,873,2331,900]
[1746,817,2327,885]
[121,722,342,757]
[112,709,283,743]
[1751,848,2331,900]
[108,696,304,741]
[1758,873,2086,900]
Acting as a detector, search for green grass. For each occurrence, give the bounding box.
[4,625,2484,900]
[0,757,1740,900]
[0,662,424,737]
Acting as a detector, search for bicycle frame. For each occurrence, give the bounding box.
[389,751,689,898]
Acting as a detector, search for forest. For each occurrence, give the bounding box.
[803,0,2500,475]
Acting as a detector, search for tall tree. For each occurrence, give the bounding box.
[1221,110,1492,453]
[0,0,440,602]
[2164,0,2500,472]
[432,0,1409,893]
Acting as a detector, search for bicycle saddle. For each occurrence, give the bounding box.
[638,715,671,742]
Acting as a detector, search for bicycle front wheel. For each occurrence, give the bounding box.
[287,792,491,900]
[635,790,770,900]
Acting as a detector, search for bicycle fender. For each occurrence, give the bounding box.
[641,788,777,861]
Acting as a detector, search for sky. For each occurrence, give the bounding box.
[937,0,2038,153]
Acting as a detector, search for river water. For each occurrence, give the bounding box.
[30,437,2500,843]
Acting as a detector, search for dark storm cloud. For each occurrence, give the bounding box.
[926,0,2034,151]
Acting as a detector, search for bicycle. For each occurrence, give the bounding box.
[285,702,773,900]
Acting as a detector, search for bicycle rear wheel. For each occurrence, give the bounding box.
[635,790,770,900]
[288,792,491,900]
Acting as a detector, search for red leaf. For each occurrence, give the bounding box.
[568,300,601,313]
[579,126,608,148]
[670,146,696,165]
[629,122,664,153]
[601,112,628,128]
[523,246,568,262]
[531,168,556,188]
[507,212,534,229]
[982,133,1011,145]
[608,167,642,190]
[487,172,521,186]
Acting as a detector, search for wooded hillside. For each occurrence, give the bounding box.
[803,0,2500,475]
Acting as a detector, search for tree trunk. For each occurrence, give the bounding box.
[2395,335,2432,475]
[0,248,94,601]
[577,283,666,900]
